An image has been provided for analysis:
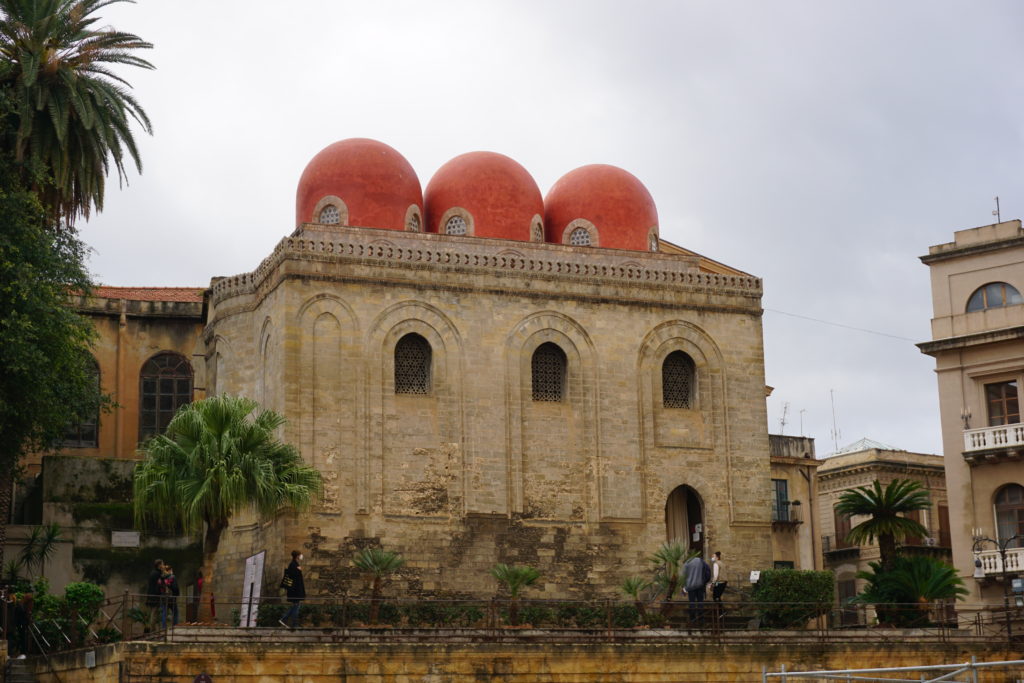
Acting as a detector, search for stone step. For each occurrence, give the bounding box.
[5,659,38,683]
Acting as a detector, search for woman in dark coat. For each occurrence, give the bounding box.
[279,550,305,628]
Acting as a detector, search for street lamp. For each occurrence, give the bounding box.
[971,533,1023,643]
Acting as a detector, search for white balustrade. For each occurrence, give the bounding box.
[976,546,1024,575]
[963,424,1024,452]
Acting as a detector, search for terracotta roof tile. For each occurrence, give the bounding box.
[91,286,205,303]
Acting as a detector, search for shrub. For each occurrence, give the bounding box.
[751,569,833,628]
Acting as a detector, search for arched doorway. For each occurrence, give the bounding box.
[665,485,704,555]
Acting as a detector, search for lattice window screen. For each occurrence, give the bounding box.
[662,351,695,409]
[569,227,591,246]
[395,334,431,394]
[531,223,544,242]
[319,204,341,224]
[531,342,566,401]
[408,213,421,232]
[140,353,193,440]
[445,216,467,235]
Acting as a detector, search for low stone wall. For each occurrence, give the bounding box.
[28,631,1021,682]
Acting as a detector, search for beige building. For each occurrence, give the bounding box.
[768,435,820,571]
[919,219,1024,605]
[816,439,950,607]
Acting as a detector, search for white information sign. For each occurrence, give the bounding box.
[239,550,266,628]
[111,531,140,548]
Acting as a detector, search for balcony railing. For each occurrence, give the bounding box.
[974,546,1024,576]
[963,423,1024,452]
[771,501,802,524]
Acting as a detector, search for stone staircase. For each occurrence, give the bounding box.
[4,658,38,683]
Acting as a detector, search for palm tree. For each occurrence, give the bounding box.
[133,395,322,583]
[854,556,968,626]
[649,541,696,614]
[19,522,61,577]
[352,548,405,624]
[0,0,154,224]
[490,563,540,626]
[835,479,931,568]
[620,576,652,622]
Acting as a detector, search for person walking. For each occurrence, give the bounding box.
[682,553,712,629]
[145,559,165,631]
[711,551,727,602]
[161,564,180,628]
[279,550,306,628]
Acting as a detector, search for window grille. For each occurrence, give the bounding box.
[531,342,566,401]
[64,357,100,447]
[139,352,193,441]
[445,216,467,235]
[408,213,421,232]
[569,227,591,246]
[395,333,431,394]
[662,351,695,408]
[319,204,341,225]
[531,223,543,242]
[649,234,659,251]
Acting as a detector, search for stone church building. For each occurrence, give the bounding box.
[28,138,774,599]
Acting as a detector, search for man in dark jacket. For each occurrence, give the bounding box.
[683,553,712,629]
[145,559,164,631]
[279,550,306,628]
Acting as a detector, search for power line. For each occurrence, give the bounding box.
[763,308,918,342]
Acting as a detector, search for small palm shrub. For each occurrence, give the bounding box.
[490,564,540,626]
[353,548,405,624]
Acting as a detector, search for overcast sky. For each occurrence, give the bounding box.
[79,1,1024,457]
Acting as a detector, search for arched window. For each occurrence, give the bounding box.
[568,227,592,246]
[139,352,193,441]
[395,333,431,395]
[318,204,341,225]
[445,216,467,235]
[662,351,695,409]
[407,213,421,232]
[967,282,1023,312]
[995,484,1024,548]
[531,222,544,242]
[531,342,566,402]
[64,356,100,448]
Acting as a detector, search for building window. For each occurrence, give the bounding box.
[445,216,467,235]
[531,342,566,402]
[662,351,695,408]
[773,561,795,569]
[967,282,1023,312]
[995,484,1024,548]
[649,234,659,252]
[531,222,544,242]
[408,213,421,232]
[986,380,1020,426]
[394,333,431,395]
[568,227,591,246]
[319,204,341,225]
[139,352,193,441]
[771,479,789,522]
[834,506,853,549]
[64,357,100,448]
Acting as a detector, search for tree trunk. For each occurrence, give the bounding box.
[0,466,12,571]
[879,533,897,569]
[199,520,226,622]
[369,577,382,624]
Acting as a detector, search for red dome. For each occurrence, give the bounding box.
[424,152,544,241]
[544,164,659,251]
[296,138,423,231]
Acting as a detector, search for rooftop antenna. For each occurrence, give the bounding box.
[829,389,841,452]
[993,196,1001,223]
[799,409,807,437]
[779,402,789,435]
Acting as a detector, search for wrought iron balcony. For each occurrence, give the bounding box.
[974,546,1024,576]
[962,424,1024,464]
[771,501,802,529]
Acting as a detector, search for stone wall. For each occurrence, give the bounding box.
[30,636,1023,682]
[207,224,773,600]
